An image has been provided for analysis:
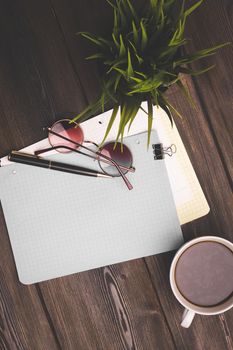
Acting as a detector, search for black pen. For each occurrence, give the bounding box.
[8,151,112,178]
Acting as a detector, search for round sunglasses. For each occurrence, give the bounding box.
[35,119,135,190]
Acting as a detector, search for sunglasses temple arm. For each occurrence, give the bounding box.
[94,149,133,190]
[35,147,54,155]
[96,157,135,173]
[35,146,134,173]
[47,128,133,190]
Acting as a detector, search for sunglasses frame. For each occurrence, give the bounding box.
[35,119,134,190]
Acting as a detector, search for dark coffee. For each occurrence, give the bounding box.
[175,241,233,307]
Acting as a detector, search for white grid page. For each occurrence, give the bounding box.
[0,131,183,284]
[0,104,210,226]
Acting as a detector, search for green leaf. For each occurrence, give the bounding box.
[132,20,139,45]
[79,32,106,48]
[106,0,116,8]
[112,33,120,49]
[139,105,148,115]
[152,90,159,108]
[86,53,104,60]
[114,74,122,91]
[158,0,165,24]
[140,20,148,50]
[160,40,187,60]
[128,39,136,52]
[174,42,231,67]
[106,58,126,74]
[179,64,215,76]
[100,105,119,146]
[128,75,163,94]
[119,34,126,57]
[150,0,158,10]
[75,0,230,145]
[115,99,140,144]
[113,8,119,36]
[135,54,143,64]
[72,97,107,123]
[72,104,92,122]
[123,100,137,131]
[161,95,183,119]
[115,103,127,144]
[120,105,131,144]
[169,0,203,47]
[100,91,105,113]
[162,75,180,87]
[184,0,204,18]
[125,0,138,22]
[147,98,153,148]
[98,37,113,47]
[168,1,186,46]
[135,71,147,79]
[116,0,127,27]
[128,40,144,63]
[152,0,165,25]
[127,49,134,78]
[129,76,142,83]
[127,100,141,131]
[169,23,186,46]
[176,79,197,110]
[157,94,173,127]
[112,67,127,78]
[102,80,118,103]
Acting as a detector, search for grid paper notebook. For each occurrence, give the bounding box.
[0,131,183,284]
[1,104,210,225]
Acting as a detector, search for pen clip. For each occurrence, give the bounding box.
[8,151,41,161]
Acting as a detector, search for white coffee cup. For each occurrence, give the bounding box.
[170,236,233,328]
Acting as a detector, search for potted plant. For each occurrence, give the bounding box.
[72,0,229,146]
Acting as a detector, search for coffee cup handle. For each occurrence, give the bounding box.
[181,308,195,328]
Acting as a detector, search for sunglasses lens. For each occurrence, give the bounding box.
[49,119,84,153]
[98,142,132,176]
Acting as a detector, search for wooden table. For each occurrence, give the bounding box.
[0,1,232,349]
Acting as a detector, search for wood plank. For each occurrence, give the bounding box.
[49,0,112,103]
[0,0,87,157]
[145,73,233,349]
[0,1,93,348]
[0,206,59,350]
[142,5,233,344]
[0,1,232,349]
[39,260,176,350]
[0,1,89,349]
[49,0,149,108]
[184,0,233,180]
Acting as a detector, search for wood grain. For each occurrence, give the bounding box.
[144,4,233,344]
[0,0,232,349]
[184,0,233,181]
[39,261,176,350]
[0,0,87,157]
[0,206,59,350]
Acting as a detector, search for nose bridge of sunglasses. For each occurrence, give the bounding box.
[44,123,134,190]
[47,121,134,170]
[84,140,99,148]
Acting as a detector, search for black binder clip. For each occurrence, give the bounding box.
[152,143,177,160]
